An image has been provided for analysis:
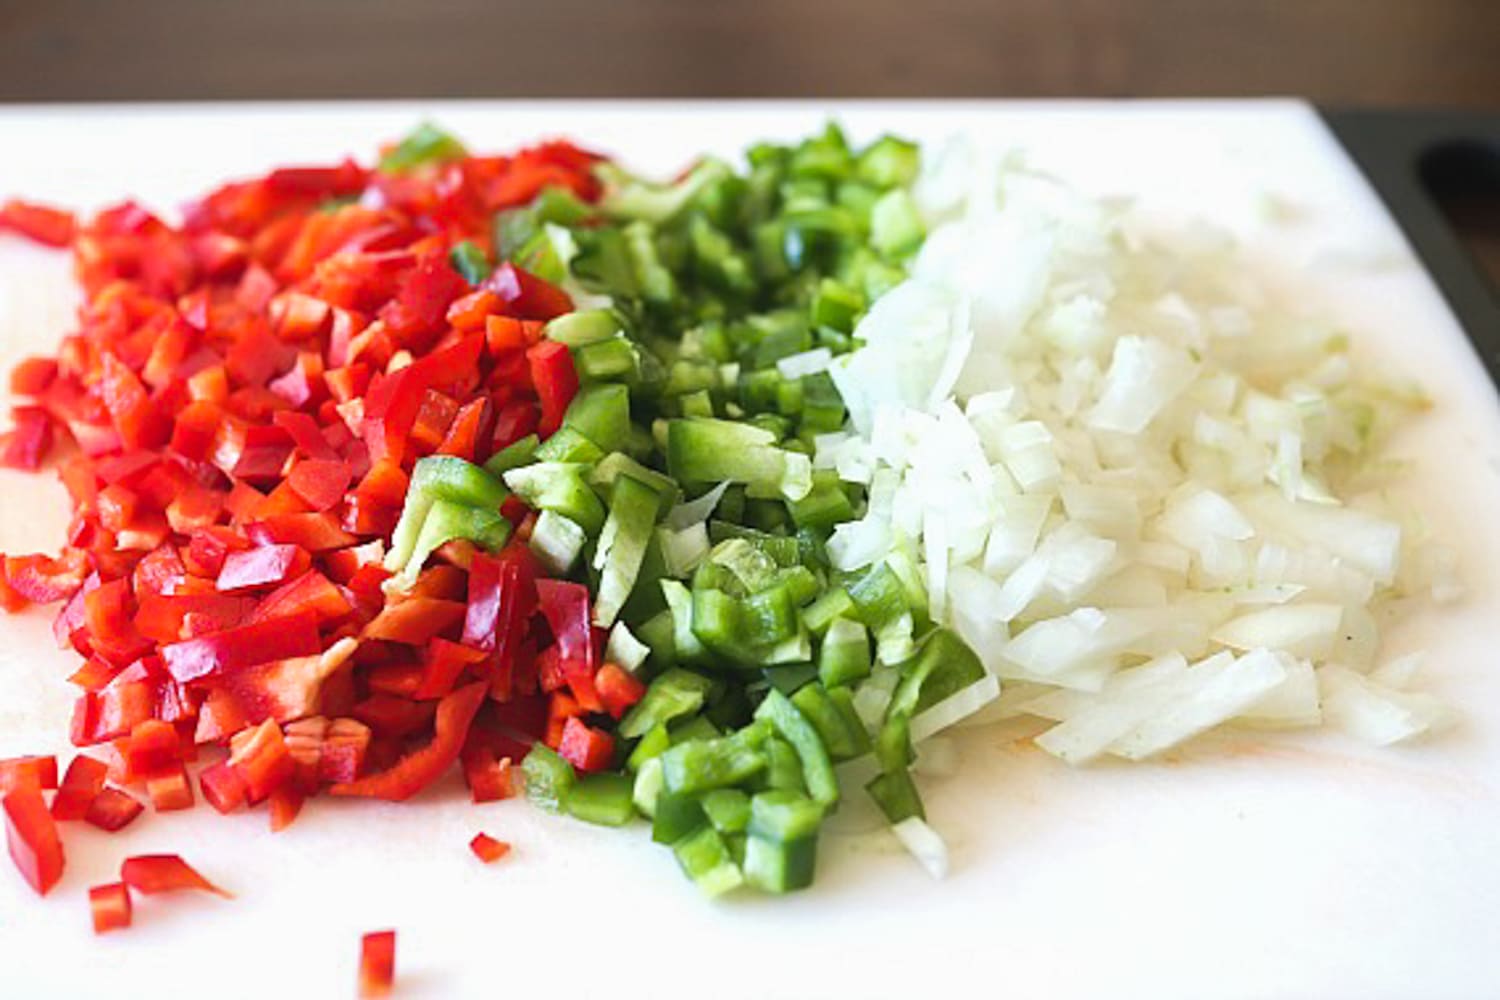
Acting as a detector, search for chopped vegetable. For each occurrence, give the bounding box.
[468,832,512,863]
[88,882,133,934]
[4,788,65,895]
[359,929,397,998]
[120,854,231,898]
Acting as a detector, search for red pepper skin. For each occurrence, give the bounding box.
[3,788,65,895]
[146,765,195,812]
[468,832,511,864]
[160,609,320,682]
[198,760,248,814]
[0,406,54,470]
[331,681,487,801]
[484,263,573,321]
[89,881,133,934]
[534,580,594,670]
[120,853,231,898]
[557,716,615,773]
[51,755,108,820]
[596,662,647,719]
[0,198,76,247]
[318,718,372,784]
[359,930,397,999]
[286,458,352,511]
[415,638,486,700]
[84,787,144,832]
[215,543,312,593]
[526,341,579,438]
[362,597,467,646]
[460,743,514,804]
[228,719,295,803]
[0,755,59,795]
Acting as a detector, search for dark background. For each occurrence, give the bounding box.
[1,0,1498,106]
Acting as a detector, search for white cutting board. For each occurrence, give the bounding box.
[0,101,1497,1000]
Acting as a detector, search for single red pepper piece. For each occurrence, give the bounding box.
[215,543,312,593]
[3,787,65,895]
[0,406,54,470]
[160,609,320,682]
[0,198,76,247]
[525,340,579,438]
[9,356,59,396]
[461,744,514,804]
[268,787,305,832]
[286,458,352,511]
[0,755,59,795]
[84,787,144,832]
[414,638,487,700]
[362,597,467,646]
[468,832,511,864]
[118,718,183,777]
[120,854,232,898]
[331,681,487,801]
[484,262,573,321]
[596,662,648,719]
[557,716,614,773]
[89,881,133,934]
[198,760,248,814]
[228,718,295,804]
[359,930,397,999]
[146,765,195,812]
[51,755,108,820]
[245,512,358,551]
[318,718,372,784]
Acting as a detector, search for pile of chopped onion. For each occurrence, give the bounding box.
[822,140,1460,795]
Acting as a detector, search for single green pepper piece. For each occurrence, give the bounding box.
[659,727,768,796]
[388,498,511,589]
[754,688,839,806]
[545,308,622,347]
[790,682,863,761]
[856,135,921,189]
[660,579,709,666]
[559,384,632,454]
[744,833,818,894]
[380,122,467,172]
[632,756,665,818]
[870,189,924,257]
[668,715,721,745]
[652,792,708,844]
[483,433,539,476]
[706,521,801,567]
[846,562,909,629]
[762,663,819,696]
[522,745,576,813]
[818,616,872,687]
[626,722,672,772]
[600,158,732,224]
[528,509,586,575]
[386,456,509,573]
[672,825,744,898]
[825,686,870,756]
[760,736,806,793]
[865,767,925,824]
[567,772,637,827]
[809,277,864,333]
[618,667,716,739]
[449,240,491,286]
[623,220,677,307]
[701,789,752,835]
[666,417,812,502]
[591,452,679,516]
[889,628,988,717]
[806,587,857,638]
[502,462,606,536]
[748,789,825,842]
[592,473,661,628]
[533,426,606,464]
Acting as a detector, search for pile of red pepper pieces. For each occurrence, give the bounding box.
[0,131,643,934]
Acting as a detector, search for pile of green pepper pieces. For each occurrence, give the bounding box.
[394,124,990,895]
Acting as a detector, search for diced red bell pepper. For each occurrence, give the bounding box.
[332,681,487,801]
[215,641,356,728]
[228,719,295,804]
[215,543,311,593]
[146,765,195,812]
[414,638,487,700]
[0,406,54,470]
[245,511,357,551]
[318,718,372,784]
[460,744,514,804]
[3,788,65,896]
[359,929,397,999]
[0,755,59,794]
[557,716,614,773]
[84,787,145,832]
[89,881,133,934]
[120,854,231,898]
[250,570,353,625]
[199,760,248,814]
[119,718,183,776]
[362,597,467,646]
[5,550,90,604]
[160,609,320,682]
[526,340,578,438]
[484,262,573,321]
[9,356,58,396]
[0,198,76,247]
[272,409,340,461]
[268,787,306,832]
[286,458,351,511]
[468,832,511,864]
[51,755,108,820]
[595,662,647,719]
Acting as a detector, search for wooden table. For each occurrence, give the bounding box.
[1,0,1497,106]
